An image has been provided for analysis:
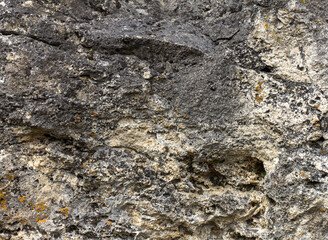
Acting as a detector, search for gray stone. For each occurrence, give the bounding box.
[0,0,328,239]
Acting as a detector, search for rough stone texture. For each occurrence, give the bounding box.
[0,0,328,239]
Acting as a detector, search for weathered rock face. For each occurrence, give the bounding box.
[0,0,328,239]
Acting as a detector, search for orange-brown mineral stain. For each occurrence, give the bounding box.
[18,196,26,203]
[5,174,14,181]
[255,95,264,103]
[19,219,27,224]
[255,85,261,93]
[59,207,69,217]
[124,147,132,153]
[106,220,112,226]
[255,82,265,103]
[88,132,97,138]
[36,203,46,212]
[313,119,321,127]
[0,198,7,211]
[73,115,81,123]
[36,216,47,223]
[0,192,7,210]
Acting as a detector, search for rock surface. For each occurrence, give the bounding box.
[1,0,328,239]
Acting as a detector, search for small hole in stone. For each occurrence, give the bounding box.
[267,196,276,205]
[254,161,266,179]
[260,66,273,73]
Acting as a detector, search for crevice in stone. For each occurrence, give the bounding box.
[267,196,276,206]
[231,232,257,240]
[259,66,273,73]
[308,136,325,149]
[0,30,62,47]
[189,155,267,193]
[213,29,240,43]
[206,164,228,187]
[81,36,205,64]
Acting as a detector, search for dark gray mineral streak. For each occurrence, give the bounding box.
[0,0,328,239]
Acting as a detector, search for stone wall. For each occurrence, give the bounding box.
[0,0,328,239]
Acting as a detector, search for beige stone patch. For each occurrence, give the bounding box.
[107,119,191,155]
[248,11,315,83]
[6,53,20,61]
[22,1,33,7]
[25,112,31,119]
